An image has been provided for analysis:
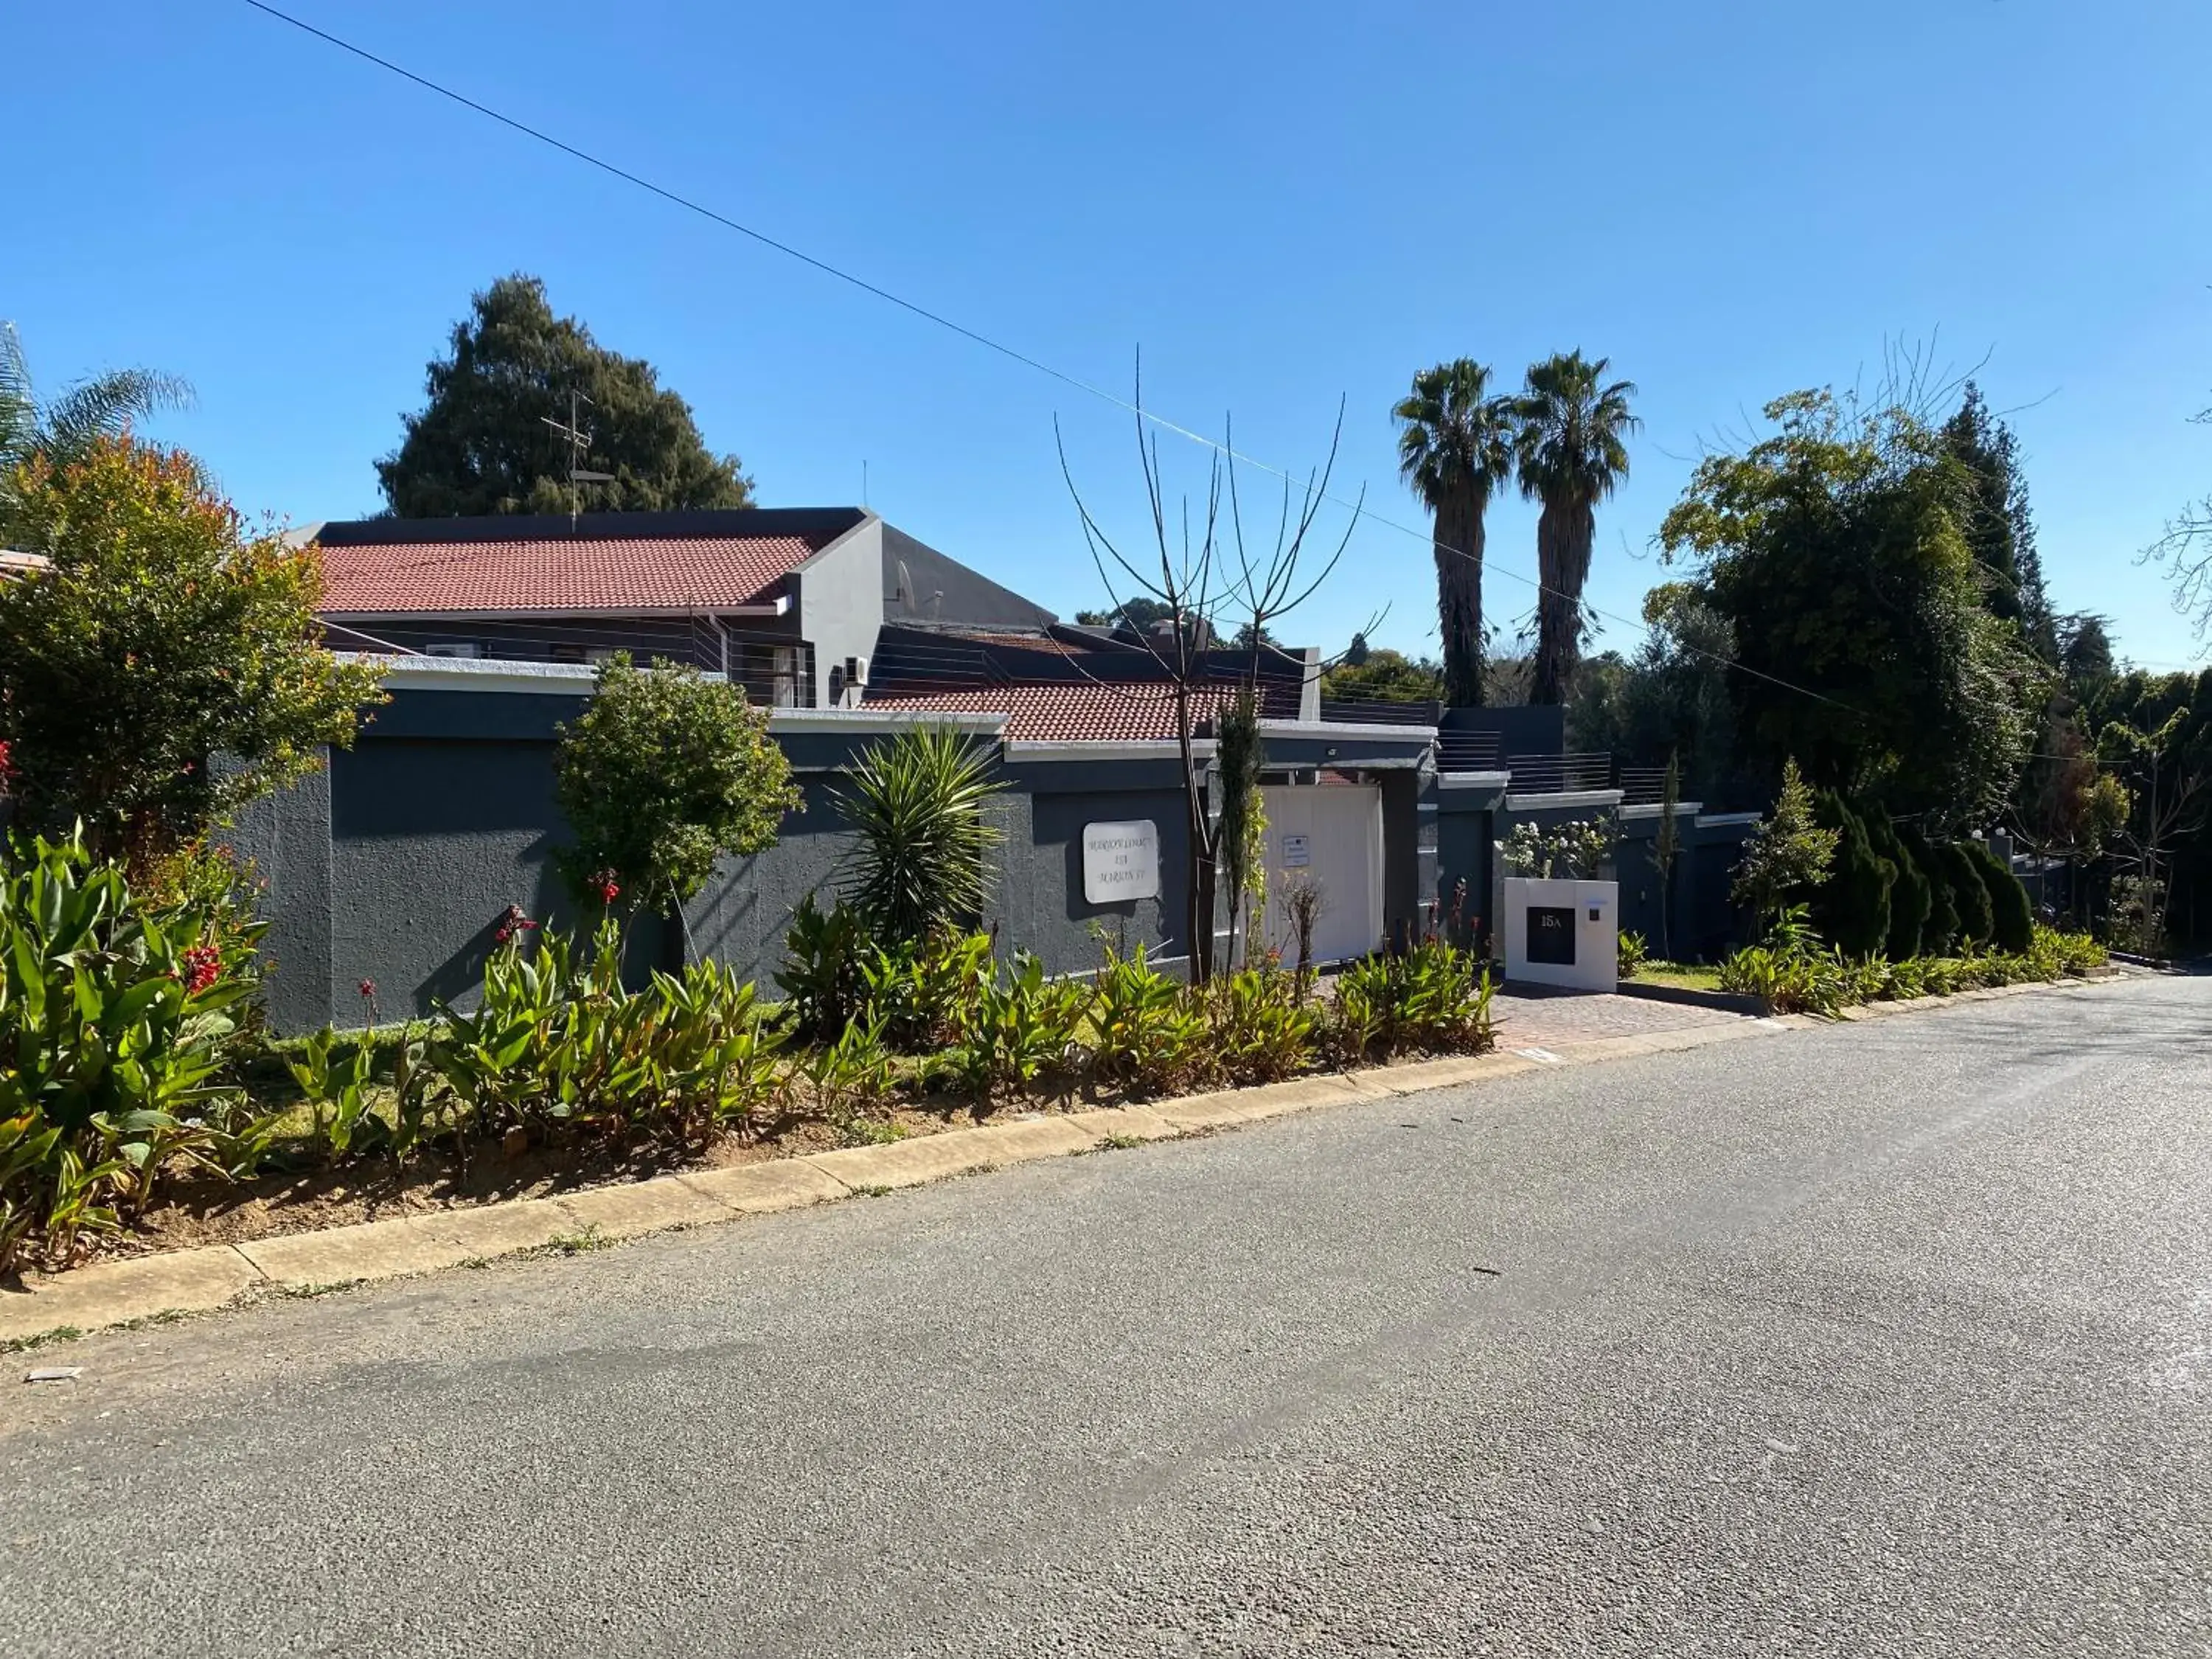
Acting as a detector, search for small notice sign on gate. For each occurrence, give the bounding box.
[1281,833,1311,869]
[1082,820,1161,903]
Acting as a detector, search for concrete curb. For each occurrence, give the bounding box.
[0,975,2114,1345]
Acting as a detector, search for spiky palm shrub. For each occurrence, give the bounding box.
[838,725,1005,945]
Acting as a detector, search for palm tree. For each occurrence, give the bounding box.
[1394,360,1514,707]
[1513,351,1638,706]
[0,322,192,535]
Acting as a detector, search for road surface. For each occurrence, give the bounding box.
[3,974,2207,1656]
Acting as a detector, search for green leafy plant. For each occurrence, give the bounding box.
[837,724,1004,945]
[554,651,799,944]
[860,931,992,1051]
[939,953,1093,1102]
[803,1015,899,1138]
[776,894,870,1044]
[0,831,262,1270]
[287,1028,386,1164]
[1200,961,1318,1085]
[1089,944,1208,1093]
[1616,931,1649,979]
[1731,759,1837,928]
[0,438,387,871]
[1328,939,1495,1061]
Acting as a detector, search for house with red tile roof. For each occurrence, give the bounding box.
[310,507,1056,712]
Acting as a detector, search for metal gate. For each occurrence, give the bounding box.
[1254,782,1384,967]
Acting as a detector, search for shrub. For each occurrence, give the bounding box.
[801,1014,898,1134]
[554,652,799,930]
[1617,931,1649,979]
[776,894,869,1043]
[936,953,1091,1101]
[0,832,272,1270]
[1090,944,1208,1093]
[860,931,992,1051]
[1731,759,1838,927]
[1809,793,1892,960]
[425,920,785,1148]
[1497,818,1615,880]
[1329,939,1494,1061]
[1865,815,1930,960]
[1937,842,1994,946]
[838,724,1004,945]
[1961,839,2034,954]
[1201,961,1318,1085]
[1897,824,1957,954]
[0,437,386,870]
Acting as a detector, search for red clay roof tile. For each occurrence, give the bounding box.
[316,533,824,614]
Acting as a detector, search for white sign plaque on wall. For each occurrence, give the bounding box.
[1281,833,1311,869]
[1082,819,1161,904]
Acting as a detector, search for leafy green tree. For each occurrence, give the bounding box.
[1660,388,2042,824]
[1513,352,1638,705]
[1394,360,1515,707]
[554,653,798,948]
[1568,582,1750,807]
[1074,597,1175,630]
[1809,792,1893,958]
[0,322,192,537]
[377,275,754,518]
[1731,757,1838,928]
[836,723,1004,944]
[1896,824,1958,953]
[1943,383,2057,660]
[0,438,385,870]
[1318,647,1444,705]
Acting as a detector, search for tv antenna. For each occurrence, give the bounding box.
[540,389,616,530]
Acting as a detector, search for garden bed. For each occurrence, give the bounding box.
[27,1051,1490,1273]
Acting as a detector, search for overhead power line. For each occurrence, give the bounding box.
[241,0,2090,754]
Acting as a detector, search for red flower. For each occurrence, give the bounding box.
[177,945,223,996]
[358,978,377,998]
[590,869,621,905]
[0,739,13,789]
[493,904,540,947]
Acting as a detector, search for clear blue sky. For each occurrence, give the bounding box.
[15,1,2212,672]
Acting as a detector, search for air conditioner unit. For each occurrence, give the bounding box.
[844,655,869,688]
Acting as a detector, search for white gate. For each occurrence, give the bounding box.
[1253,782,1383,967]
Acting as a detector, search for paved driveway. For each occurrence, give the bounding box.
[4,975,2205,1657]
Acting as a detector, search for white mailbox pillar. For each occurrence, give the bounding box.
[1503,876,1618,991]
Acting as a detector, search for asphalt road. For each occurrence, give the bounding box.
[4,975,2208,1658]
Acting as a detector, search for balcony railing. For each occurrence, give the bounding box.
[1503,753,1615,794]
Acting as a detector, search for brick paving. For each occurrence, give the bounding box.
[1488,985,1751,1048]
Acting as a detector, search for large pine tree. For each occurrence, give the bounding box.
[377,275,754,518]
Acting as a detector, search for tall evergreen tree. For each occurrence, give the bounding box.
[377,275,754,518]
[1865,813,1930,959]
[1943,383,2058,661]
[1898,823,1958,953]
[1938,841,1995,945]
[1810,792,1893,957]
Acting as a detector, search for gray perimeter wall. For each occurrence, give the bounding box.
[233,691,1426,1033]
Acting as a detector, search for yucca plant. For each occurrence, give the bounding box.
[837,725,1005,945]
